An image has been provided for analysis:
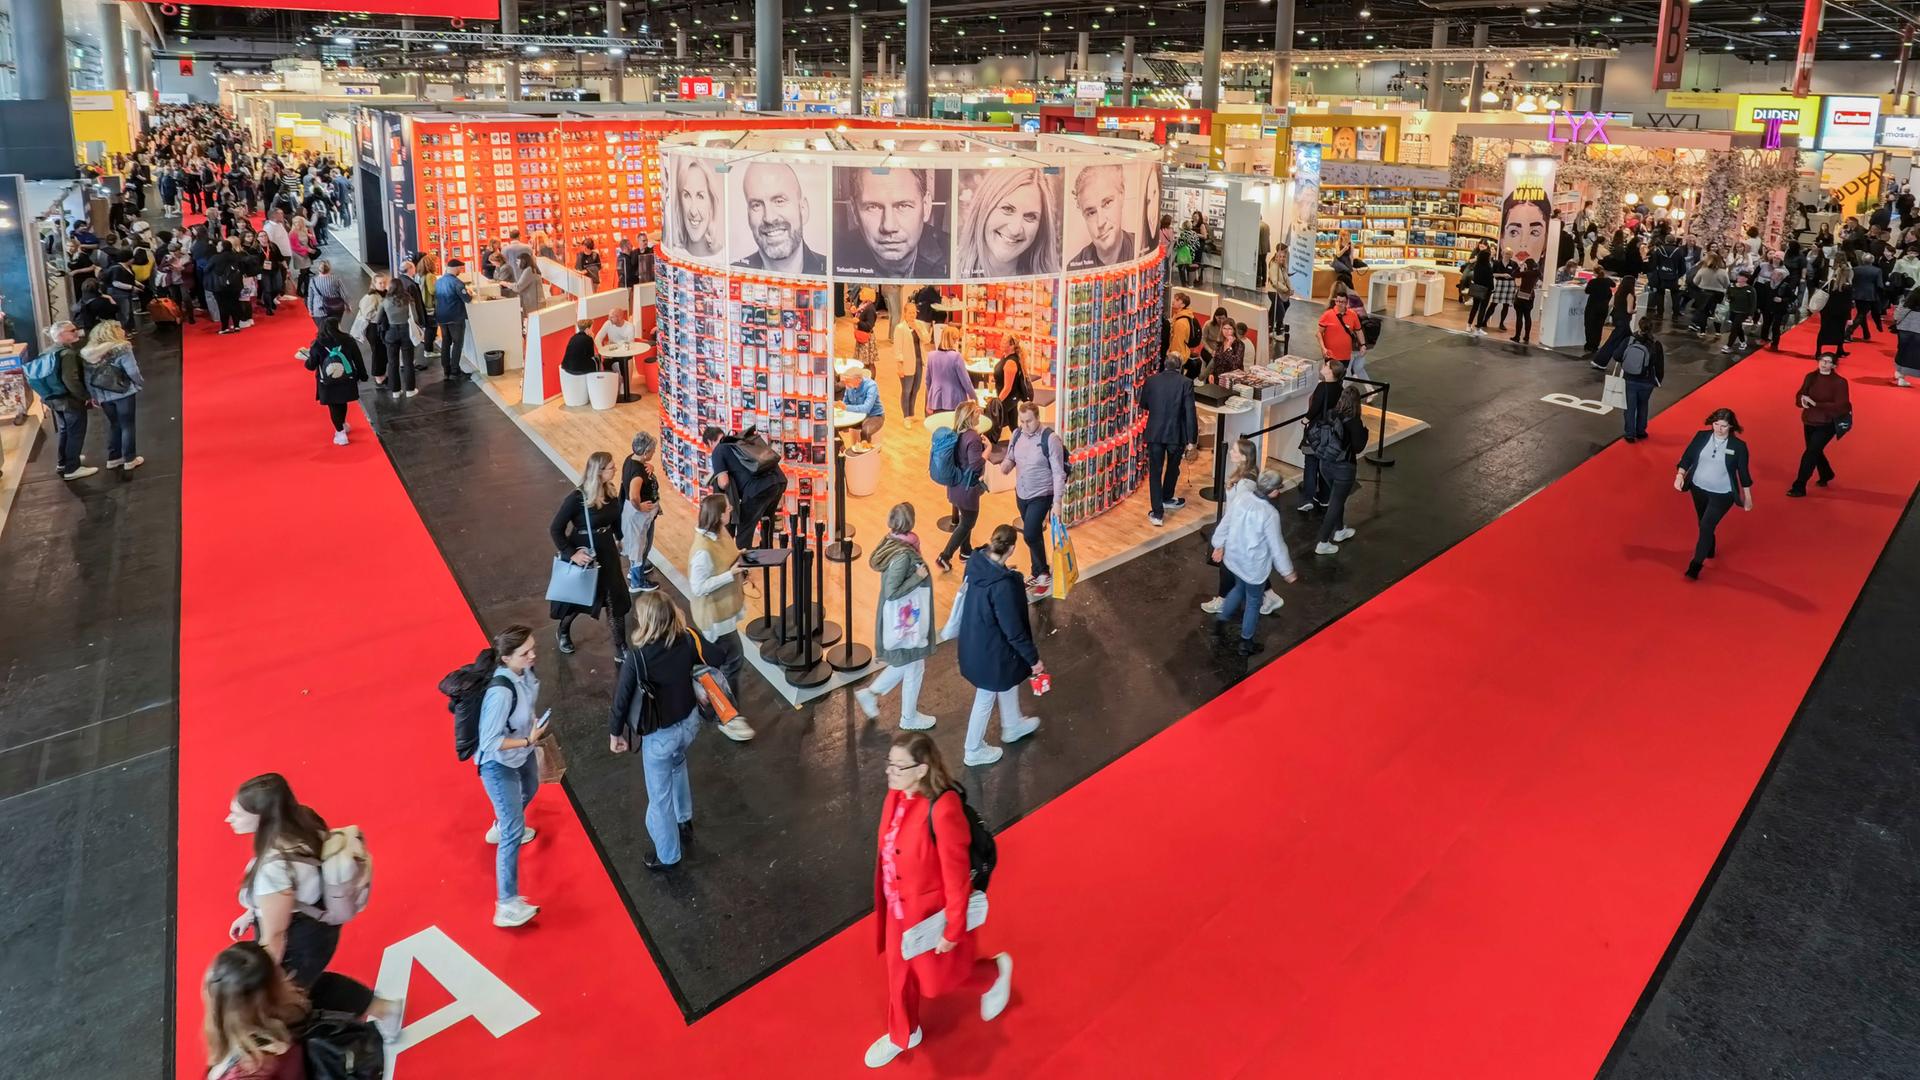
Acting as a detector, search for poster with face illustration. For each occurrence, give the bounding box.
[831,166,952,280]
[1499,154,1559,266]
[663,153,727,266]
[1063,162,1150,271]
[952,166,1065,279]
[728,160,832,277]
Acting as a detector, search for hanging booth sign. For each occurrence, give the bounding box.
[679,76,715,99]
[1653,0,1690,92]
[1284,142,1322,302]
[1498,155,1558,266]
[1793,0,1823,98]
[1816,95,1881,152]
[1732,94,1821,142]
[1881,116,1920,148]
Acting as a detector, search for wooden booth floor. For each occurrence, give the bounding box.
[477,316,1423,703]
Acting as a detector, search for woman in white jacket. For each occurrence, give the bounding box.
[1209,469,1298,656]
[892,301,928,419]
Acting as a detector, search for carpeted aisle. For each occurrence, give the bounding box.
[175,307,1920,1079]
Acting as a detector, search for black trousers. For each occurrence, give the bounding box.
[1146,442,1182,516]
[1847,300,1883,339]
[733,488,783,550]
[1792,423,1837,489]
[1016,493,1052,577]
[1317,458,1358,543]
[217,290,243,330]
[1759,307,1787,346]
[439,318,467,376]
[1690,488,1738,567]
[385,333,416,392]
[278,914,374,1016]
[1585,309,1607,352]
[939,506,980,561]
[326,402,349,432]
[1512,297,1534,341]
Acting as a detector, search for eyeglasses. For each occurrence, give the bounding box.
[885,761,923,773]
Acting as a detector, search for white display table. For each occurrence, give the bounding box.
[1366,273,1418,319]
[1414,272,1448,315]
[585,372,620,410]
[1198,383,1314,471]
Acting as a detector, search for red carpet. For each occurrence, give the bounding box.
[177,312,1920,1078]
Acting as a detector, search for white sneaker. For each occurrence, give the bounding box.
[1200,596,1224,614]
[963,745,1005,767]
[900,712,937,731]
[1002,715,1040,744]
[492,896,539,928]
[61,466,100,480]
[122,456,144,471]
[105,458,124,469]
[239,320,254,328]
[1315,541,1340,555]
[407,389,420,398]
[1333,527,1356,542]
[863,1028,922,1068]
[485,823,536,845]
[718,717,756,742]
[981,952,1013,1021]
[332,430,349,446]
[1259,590,1284,615]
[854,688,881,720]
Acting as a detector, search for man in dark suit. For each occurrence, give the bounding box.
[833,167,949,279]
[735,162,826,275]
[1137,354,1198,526]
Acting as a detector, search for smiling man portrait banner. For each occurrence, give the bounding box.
[729,160,830,277]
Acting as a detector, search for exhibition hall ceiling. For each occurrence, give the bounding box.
[148,0,1915,69]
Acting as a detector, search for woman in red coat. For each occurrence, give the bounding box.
[866,732,1013,1068]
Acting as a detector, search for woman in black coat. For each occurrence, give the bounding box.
[954,525,1044,768]
[302,325,365,445]
[1674,408,1755,580]
[1815,266,1855,357]
[550,451,630,655]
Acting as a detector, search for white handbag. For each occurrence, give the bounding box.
[882,584,933,651]
[1601,365,1629,411]
[939,582,967,643]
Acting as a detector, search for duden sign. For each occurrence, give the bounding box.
[1733,94,1821,141]
[1545,110,1612,145]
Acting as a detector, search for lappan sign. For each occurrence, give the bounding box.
[1816,94,1881,152]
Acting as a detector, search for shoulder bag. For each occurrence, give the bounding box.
[545,498,600,607]
[687,632,741,725]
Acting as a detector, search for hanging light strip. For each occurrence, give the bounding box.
[1151,46,1619,65]
[314,27,668,52]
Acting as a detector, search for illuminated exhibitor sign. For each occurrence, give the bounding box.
[1817,95,1882,152]
[1545,111,1613,145]
[1732,94,1821,141]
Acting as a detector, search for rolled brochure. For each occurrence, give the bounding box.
[899,890,989,960]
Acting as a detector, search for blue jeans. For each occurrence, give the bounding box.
[479,757,540,901]
[100,397,137,460]
[642,711,701,865]
[1216,573,1264,642]
[51,406,87,474]
[1623,378,1656,438]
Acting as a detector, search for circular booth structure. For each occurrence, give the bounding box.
[651,129,1168,528]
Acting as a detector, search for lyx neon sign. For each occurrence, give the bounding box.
[1545,111,1613,145]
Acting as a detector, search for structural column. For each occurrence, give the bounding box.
[849,16,862,115]
[676,30,688,59]
[1467,23,1489,112]
[905,0,930,117]
[606,2,626,102]
[100,2,127,90]
[1122,35,1134,104]
[124,28,145,92]
[502,0,522,101]
[1270,0,1293,108]
[756,0,782,109]
[1201,0,1224,111]
[1075,32,1088,76]
[4,0,75,178]
[1426,20,1446,110]
[1587,59,1607,112]
[734,34,746,61]
[878,38,887,84]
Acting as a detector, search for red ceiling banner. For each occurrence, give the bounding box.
[1794,0,1823,97]
[169,0,499,18]
[1652,0,1688,92]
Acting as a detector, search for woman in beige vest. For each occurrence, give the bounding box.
[685,494,756,742]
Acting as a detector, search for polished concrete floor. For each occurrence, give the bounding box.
[0,235,1913,1076]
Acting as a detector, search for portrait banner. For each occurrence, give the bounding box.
[952,166,1065,279]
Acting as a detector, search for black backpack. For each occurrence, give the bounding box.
[297,1011,386,1080]
[1359,313,1383,347]
[1184,314,1203,348]
[928,786,998,892]
[439,653,514,762]
[1011,426,1074,481]
[1306,418,1347,460]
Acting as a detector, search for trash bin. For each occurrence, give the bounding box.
[639,356,660,394]
[484,349,505,377]
[586,372,620,411]
[845,444,882,497]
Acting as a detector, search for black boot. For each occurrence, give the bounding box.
[557,615,577,654]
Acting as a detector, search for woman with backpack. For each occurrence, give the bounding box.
[1311,385,1372,556]
[551,451,630,656]
[863,731,1013,1069]
[201,942,313,1080]
[608,591,707,870]
[222,773,402,1034]
[210,239,246,334]
[477,624,551,928]
[1619,319,1666,443]
[935,399,989,573]
[303,322,366,446]
[81,320,145,471]
[999,401,1069,593]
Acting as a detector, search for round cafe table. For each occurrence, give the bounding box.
[599,341,651,403]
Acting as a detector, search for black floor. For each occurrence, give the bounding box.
[368,299,1746,1018]
[3,244,1914,1079]
[0,323,181,1076]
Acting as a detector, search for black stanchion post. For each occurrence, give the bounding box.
[781,512,832,688]
[784,503,824,629]
[744,513,777,642]
[826,438,862,563]
[759,513,799,660]
[1364,381,1396,467]
[812,519,842,648]
[825,522,872,672]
